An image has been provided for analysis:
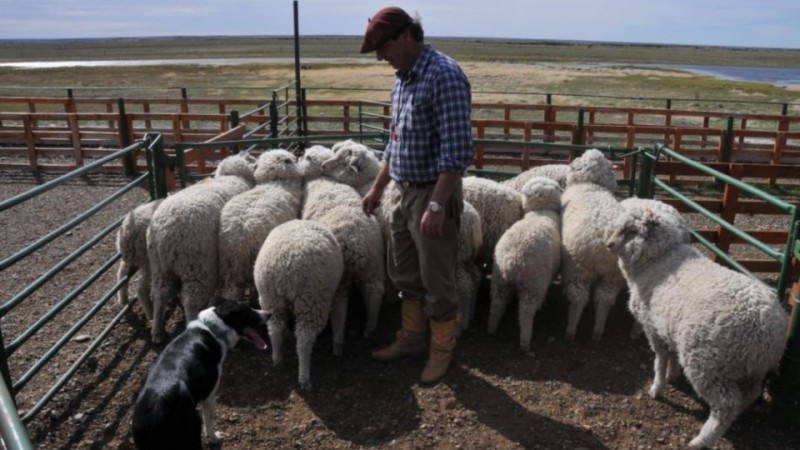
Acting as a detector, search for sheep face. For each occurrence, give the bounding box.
[253,149,301,184]
[566,149,617,190]
[520,176,562,212]
[321,140,378,186]
[605,206,684,266]
[299,145,334,179]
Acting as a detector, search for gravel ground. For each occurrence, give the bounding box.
[1,169,798,450]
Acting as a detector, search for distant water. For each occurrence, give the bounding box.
[654,64,800,88]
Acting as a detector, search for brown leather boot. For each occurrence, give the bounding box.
[371,299,427,361]
[420,317,458,384]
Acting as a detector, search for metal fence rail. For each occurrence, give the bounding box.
[0,138,158,447]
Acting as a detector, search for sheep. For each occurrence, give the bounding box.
[560,148,625,341]
[605,203,788,449]
[321,139,381,196]
[301,175,385,350]
[254,219,345,391]
[217,149,303,303]
[299,145,335,180]
[146,153,256,344]
[116,198,163,319]
[501,163,570,191]
[487,176,562,351]
[455,200,484,335]
[462,176,524,266]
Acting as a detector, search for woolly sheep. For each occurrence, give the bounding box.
[254,219,345,391]
[605,204,788,449]
[501,163,570,191]
[487,177,563,351]
[455,200,484,335]
[147,153,256,344]
[302,175,385,349]
[321,139,381,196]
[560,148,625,341]
[299,145,335,180]
[116,198,163,318]
[217,149,303,303]
[462,176,524,266]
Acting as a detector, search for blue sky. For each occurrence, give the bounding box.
[1,0,799,49]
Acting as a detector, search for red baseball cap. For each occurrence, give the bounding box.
[360,7,413,53]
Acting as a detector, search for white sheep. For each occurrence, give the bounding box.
[605,203,788,449]
[501,163,570,191]
[116,198,163,318]
[254,219,345,391]
[462,176,524,266]
[147,153,256,344]
[299,144,335,180]
[560,148,625,341]
[487,176,562,351]
[217,149,303,303]
[301,175,385,350]
[321,139,381,196]
[455,200,484,335]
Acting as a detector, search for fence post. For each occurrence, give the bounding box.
[65,88,76,113]
[230,110,240,154]
[636,147,656,199]
[118,98,134,176]
[0,330,14,407]
[147,133,169,199]
[574,109,585,146]
[269,98,279,140]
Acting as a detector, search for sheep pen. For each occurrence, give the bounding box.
[1,169,798,450]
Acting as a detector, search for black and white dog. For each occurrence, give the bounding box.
[132,299,269,450]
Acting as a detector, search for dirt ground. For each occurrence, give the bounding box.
[1,170,799,450]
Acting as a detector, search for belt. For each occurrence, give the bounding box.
[397,180,436,189]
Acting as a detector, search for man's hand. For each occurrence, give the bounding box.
[362,188,382,216]
[420,209,444,237]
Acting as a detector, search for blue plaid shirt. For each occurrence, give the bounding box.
[384,45,474,183]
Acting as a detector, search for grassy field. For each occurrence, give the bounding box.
[0,36,799,117]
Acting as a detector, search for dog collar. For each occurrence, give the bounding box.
[200,317,231,345]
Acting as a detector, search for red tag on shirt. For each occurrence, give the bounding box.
[391,130,398,141]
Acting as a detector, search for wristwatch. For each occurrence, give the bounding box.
[428,201,443,213]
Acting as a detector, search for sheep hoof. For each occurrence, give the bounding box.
[688,436,708,449]
[299,380,313,391]
[648,385,661,399]
[332,344,343,356]
[206,431,224,444]
[151,332,166,345]
[591,332,603,341]
[564,332,576,342]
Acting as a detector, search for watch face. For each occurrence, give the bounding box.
[429,201,442,212]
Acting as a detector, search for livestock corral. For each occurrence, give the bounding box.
[2,98,800,449]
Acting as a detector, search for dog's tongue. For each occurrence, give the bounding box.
[245,329,268,351]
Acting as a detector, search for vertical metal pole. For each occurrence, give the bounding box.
[229,110,240,154]
[293,0,304,140]
[0,330,13,406]
[147,133,168,199]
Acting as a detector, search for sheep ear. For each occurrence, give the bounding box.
[641,209,660,237]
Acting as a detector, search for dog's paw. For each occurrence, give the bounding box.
[206,431,224,444]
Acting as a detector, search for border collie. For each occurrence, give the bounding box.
[132,299,269,450]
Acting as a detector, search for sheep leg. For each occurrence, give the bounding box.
[647,336,671,398]
[487,276,512,335]
[517,287,543,352]
[329,284,349,356]
[267,313,287,367]
[135,269,153,320]
[295,327,319,391]
[689,378,744,450]
[467,264,483,326]
[360,280,384,339]
[564,281,590,341]
[116,261,135,306]
[591,279,623,340]
[665,352,681,382]
[182,282,214,323]
[150,273,177,344]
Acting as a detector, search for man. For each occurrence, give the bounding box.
[360,6,474,384]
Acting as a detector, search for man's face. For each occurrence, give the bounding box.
[375,30,414,71]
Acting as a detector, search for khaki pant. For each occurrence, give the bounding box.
[389,180,462,321]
